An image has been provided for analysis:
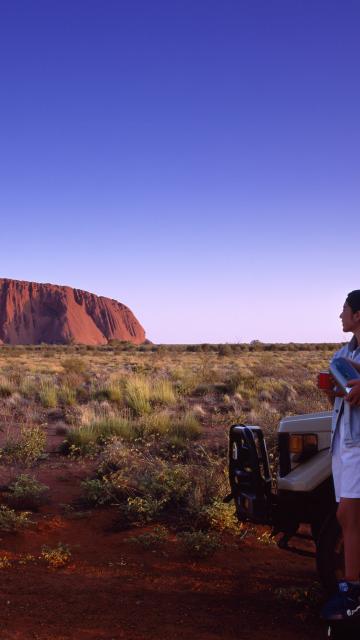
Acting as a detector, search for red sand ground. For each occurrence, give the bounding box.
[0,458,326,640]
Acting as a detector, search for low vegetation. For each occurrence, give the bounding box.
[2,426,47,466]
[0,505,32,532]
[7,474,49,510]
[41,543,72,568]
[0,342,335,546]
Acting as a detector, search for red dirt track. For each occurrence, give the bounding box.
[0,461,325,640]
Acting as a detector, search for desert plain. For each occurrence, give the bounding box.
[0,342,338,640]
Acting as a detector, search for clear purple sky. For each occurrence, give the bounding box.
[0,1,359,343]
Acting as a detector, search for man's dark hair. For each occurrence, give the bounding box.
[346,290,360,313]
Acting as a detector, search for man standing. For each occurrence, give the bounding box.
[322,290,360,620]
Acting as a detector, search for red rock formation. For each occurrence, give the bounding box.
[0,279,146,345]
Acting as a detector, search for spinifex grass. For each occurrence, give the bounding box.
[124,375,151,415]
[38,380,58,408]
[65,416,139,453]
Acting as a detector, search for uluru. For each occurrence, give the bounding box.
[0,278,146,345]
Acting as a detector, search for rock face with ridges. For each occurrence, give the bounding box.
[0,279,146,345]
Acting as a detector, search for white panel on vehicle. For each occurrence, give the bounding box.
[279,411,332,434]
[278,449,331,492]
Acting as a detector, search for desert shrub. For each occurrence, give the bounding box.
[38,380,58,408]
[91,380,124,405]
[3,425,46,466]
[178,530,220,558]
[124,496,166,523]
[87,442,227,526]
[127,526,167,549]
[105,383,123,405]
[19,376,38,399]
[218,344,233,357]
[64,416,139,454]
[234,375,261,398]
[139,411,201,443]
[151,379,176,405]
[199,500,239,533]
[192,383,210,397]
[41,543,71,568]
[101,456,193,516]
[7,474,49,510]
[170,368,198,396]
[274,583,322,604]
[0,505,32,532]
[0,555,12,568]
[168,412,201,442]
[256,530,277,546]
[222,370,244,395]
[0,376,13,398]
[124,376,151,415]
[6,366,25,387]
[141,411,171,437]
[63,405,82,426]
[58,384,77,406]
[61,358,87,375]
[81,477,114,505]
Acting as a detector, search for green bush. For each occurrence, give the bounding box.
[41,543,71,568]
[178,530,221,558]
[3,426,47,466]
[127,526,168,549]
[81,478,114,505]
[86,444,226,527]
[124,496,166,523]
[199,500,239,533]
[7,474,49,510]
[0,506,32,532]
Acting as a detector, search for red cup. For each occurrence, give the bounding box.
[317,371,335,391]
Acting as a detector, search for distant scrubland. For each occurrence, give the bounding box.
[0,342,337,546]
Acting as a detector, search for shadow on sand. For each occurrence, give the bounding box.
[327,620,360,639]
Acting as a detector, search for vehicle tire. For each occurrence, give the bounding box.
[316,513,343,596]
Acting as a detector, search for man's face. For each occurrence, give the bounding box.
[340,302,360,332]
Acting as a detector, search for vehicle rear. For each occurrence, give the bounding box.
[228,411,335,541]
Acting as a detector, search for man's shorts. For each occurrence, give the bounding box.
[332,417,360,502]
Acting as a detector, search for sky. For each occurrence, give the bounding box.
[0,0,359,343]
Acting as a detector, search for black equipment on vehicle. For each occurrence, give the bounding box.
[228,424,273,524]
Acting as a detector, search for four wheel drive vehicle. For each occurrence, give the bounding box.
[227,411,343,594]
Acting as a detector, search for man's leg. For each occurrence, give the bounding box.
[337,498,360,581]
[322,499,360,620]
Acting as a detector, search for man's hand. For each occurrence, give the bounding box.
[346,379,360,407]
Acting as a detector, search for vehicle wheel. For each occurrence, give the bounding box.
[316,513,344,595]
